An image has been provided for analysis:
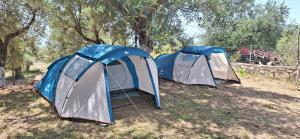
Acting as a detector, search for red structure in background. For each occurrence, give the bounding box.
[239,47,277,65]
[240,47,250,56]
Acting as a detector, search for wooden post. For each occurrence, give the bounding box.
[298,28,300,66]
[296,28,300,81]
[250,45,253,64]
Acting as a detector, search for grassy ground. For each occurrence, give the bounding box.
[0,67,300,138]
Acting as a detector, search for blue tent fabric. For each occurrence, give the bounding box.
[104,67,114,123]
[35,55,71,103]
[145,57,161,107]
[181,46,226,56]
[74,44,152,82]
[155,52,179,80]
[77,45,159,105]
[35,44,160,123]
[155,46,230,82]
[76,44,150,64]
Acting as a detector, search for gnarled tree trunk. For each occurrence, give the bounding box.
[134,16,153,53]
[138,35,152,52]
[0,9,37,88]
[0,41,8,88]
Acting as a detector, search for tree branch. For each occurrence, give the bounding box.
[74,26,97,43]
[94,27,105,44]
[69,2,105,44]
[4,9,37,44]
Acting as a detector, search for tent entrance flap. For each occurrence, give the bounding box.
[105,64,145,118]
[107,60,131,91]
[209,53,240,82]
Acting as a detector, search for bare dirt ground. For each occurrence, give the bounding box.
[0,72,300,138]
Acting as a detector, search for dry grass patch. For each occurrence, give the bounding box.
[0,71,300,138]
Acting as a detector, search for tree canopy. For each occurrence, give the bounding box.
[46,0,207,53]
[201,0,289,50]
[0,0,298,87]
[0,0,47,87]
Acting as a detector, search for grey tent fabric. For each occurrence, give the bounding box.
[156,46,241,87]
[35,44,161,124]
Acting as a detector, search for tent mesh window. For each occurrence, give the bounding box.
[64,57,92,80]
[182,54,199,62]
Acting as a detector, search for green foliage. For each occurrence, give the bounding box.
[229,51,241,63]
[151,44,179,58]
[48,0,117,43]
[0,0,47,40]
[0,0,46,82]
[44,0,195,53]
[6,38,24,69]
[44,28,87,62]
[238,68,247,77]
[1,0,296,68]
[276,24,299,66]
[44,0,290,56]
[201,0,289,50]
[6,37,38,71]
[113,0,188,49]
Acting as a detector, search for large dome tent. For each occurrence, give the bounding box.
[35,44,160,124]
[155,46,240,87]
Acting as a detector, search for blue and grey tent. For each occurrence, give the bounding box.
[155,46,240,87]
[35,44,160,124]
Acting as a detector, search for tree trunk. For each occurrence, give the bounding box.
[137,29,152,52]
[0,42,8,88]
[134,34,138,48]
[14,66,22,80]
[0,8,37,88]
[134,17,153,53]
[26,64,30,71]
[12,67,15,85]
[138,35,152,52]
[0,67,5,88]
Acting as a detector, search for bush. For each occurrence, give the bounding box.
[276,33,298,66]
[151,44,180,58]
[229,51,241,63]
[238,68,247,77]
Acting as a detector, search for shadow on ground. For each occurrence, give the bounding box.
[1,77,300,138]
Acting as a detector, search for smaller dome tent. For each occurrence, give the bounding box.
[155,46,240,87]
[35,44,160,124]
